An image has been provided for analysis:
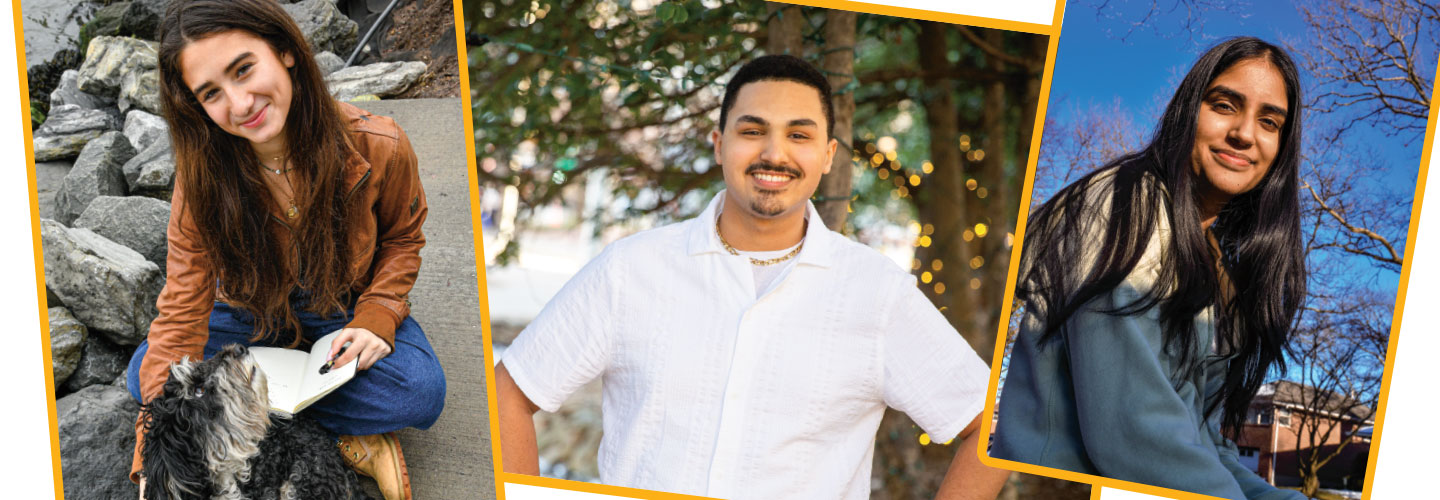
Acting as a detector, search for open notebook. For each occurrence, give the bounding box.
[250,331,357,416]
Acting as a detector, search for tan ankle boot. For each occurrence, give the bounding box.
[338,433,411,500]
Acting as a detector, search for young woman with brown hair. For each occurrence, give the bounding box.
[124,2,445,498]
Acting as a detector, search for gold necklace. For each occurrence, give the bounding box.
[263,154,294,175]
[269,157,299,220]
[715,217,805,266]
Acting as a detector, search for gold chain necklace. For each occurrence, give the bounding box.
[265,155,299,219]
[263,154,295,175]
[715,217,805,266]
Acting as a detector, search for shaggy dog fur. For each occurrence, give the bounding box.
[140,344,372,500]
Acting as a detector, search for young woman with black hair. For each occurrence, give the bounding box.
[123,1,446,499]
[992,37,1307,500]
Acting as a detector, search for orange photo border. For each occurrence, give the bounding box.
[15,0,1436,498]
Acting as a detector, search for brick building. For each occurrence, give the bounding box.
[1235,381,1373,491]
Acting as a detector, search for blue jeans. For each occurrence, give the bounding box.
[127,302,446,436]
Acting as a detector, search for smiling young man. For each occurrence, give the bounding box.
[496,55,1008,499]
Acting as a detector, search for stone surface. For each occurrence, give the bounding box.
[283,0,359,55]
[61,335,131,393]
[49,306,88,389]
[327,61,428,101]
[119,0,168,40]
[21,0,84,70]
[74,196,171,269]
[40,219,163,346]
[119,67,161,114]
[33,104,120,162]
[316,50,345,75]
[35,160,71,223]
[79,2,129,44]
[49,70,116,112]
[76,36,156,99]
[54,131,134,225]
[122,135,175,199]
[122,109,167,151]
[57,385,140,500]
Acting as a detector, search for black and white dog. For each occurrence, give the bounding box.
[140,344,372,500]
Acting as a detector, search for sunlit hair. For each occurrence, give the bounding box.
[1018,37,1306,438]
[719,54,835,137]
[158,0,355,347]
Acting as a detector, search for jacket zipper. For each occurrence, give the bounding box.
[346,169,372,202]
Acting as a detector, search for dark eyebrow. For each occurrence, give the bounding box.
[787,118,818,128]
[1207,84,1288,118]
[735,115,768,127]
[191,52,255,95]
[1205,85,1246,105]
[1259,102,1288,119]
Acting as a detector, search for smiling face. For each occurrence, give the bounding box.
[712,79,837,221]
[1190,57,1289,209]
[179,29,295,154]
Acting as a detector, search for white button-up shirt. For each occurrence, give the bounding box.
[502,192,991,499]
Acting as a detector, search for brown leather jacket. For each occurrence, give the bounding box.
[130,102,427,480]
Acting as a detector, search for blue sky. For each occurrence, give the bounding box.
[1051,1,1307,129]
[1043,0,1435,293]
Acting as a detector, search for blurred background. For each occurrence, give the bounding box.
[466,0,1087,497]
[1010,1,1437,499]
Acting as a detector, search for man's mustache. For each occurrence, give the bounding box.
[744,162,804,179]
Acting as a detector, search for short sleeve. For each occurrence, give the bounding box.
[500,244,623,413]
[881,276,992,444]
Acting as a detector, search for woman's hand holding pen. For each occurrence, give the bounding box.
[327,327,392,370]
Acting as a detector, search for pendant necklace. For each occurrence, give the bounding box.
[265,155,299,219]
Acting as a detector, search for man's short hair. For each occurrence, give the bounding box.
[719,54,835,138]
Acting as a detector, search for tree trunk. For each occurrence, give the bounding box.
[1301,470,1320,498]
[817,11,856,230]
[869,22,977,500]
[766,3,804,56]
[914,21,983,350]
[1012,34,1047,218]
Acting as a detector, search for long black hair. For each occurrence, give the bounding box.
[1019,37,1306,438]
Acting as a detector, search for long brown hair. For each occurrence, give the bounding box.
[158,0,354,346]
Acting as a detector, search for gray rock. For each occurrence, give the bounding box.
[75,196,171,269]
[40,219,163,346]
[122,109,168,151]
[21,0,83,70]
[123,135,175,200]
[327,61,428,101]
[49,70,116,111]
[77,36,157,99]
[81,2,130,43]
[33,104,120,162]
[282,0,359,55]
[49,307,88,389]
[316,50,345,75]
[119,0,168,40]
[119,67,161,114]
[54,132,135,225]
[57,385,140,500]
[62,336,131,393]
